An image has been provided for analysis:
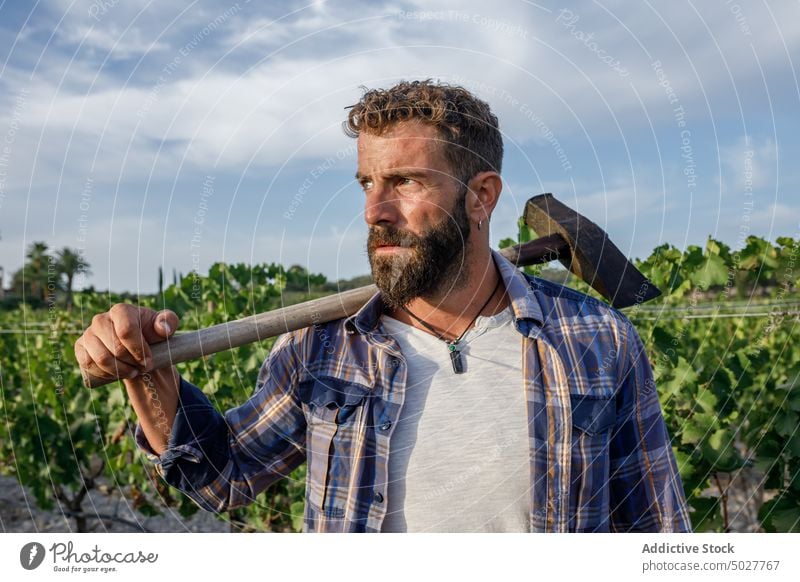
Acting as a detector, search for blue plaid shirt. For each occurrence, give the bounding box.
[135,250,692,532]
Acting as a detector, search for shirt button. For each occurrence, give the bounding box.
[373,490,384,503]
[380,421,392,431]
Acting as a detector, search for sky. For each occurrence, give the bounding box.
[0,0,798,294]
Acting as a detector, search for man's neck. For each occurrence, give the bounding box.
[386,247,510,341]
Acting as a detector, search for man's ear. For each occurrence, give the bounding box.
[465,171,503,224]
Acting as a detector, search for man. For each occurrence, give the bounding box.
[75,80,691,533]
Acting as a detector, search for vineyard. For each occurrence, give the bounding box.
[0,230,798,533]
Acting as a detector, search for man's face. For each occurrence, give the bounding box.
[356,121,471,308]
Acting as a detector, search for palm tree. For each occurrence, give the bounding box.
[24,241,50,303]
[56,247,91,310]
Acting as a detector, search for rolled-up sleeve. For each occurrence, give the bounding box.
[133,333,307,512]
[609,320,692,532]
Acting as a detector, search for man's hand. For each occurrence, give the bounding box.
[74,304,179,383]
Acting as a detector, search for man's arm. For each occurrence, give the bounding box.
[133,333,308,513]
[75,304,307,513]
[125,366,180,455]
[609,319,692,532]
[75,304,181,456]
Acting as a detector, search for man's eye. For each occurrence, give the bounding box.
[360,180,372,190]
[399,177,415,186]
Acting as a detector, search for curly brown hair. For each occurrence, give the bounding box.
[343,79,503,185]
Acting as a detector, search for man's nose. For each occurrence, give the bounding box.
[364,186,400,226]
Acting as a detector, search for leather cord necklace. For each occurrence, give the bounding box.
[400,276,503,374]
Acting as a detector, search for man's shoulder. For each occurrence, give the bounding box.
[266,315,368,375]
[266,316,384,389]
[271,317,349,355]
[520,274,648,385]
[522,272,634,339]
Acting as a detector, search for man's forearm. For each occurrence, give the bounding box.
[124,366,180,455]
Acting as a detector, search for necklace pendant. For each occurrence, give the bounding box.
[449,343,465,374]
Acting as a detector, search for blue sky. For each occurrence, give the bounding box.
[0,0,798,293]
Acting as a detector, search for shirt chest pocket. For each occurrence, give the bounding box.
[299,377,371,516]
[571,394,616,436]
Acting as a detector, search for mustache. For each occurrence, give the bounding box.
[367,226,421,248]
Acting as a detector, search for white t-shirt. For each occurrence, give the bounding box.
[379,305,531,532]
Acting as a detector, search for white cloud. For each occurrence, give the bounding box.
[2,0,799,291]
[56,23,170,60]
[721,135,777,192]
[5,0,799,182]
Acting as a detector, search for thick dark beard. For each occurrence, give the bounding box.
[367,190,471,310]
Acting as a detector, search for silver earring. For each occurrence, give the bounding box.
[478,219,483,231]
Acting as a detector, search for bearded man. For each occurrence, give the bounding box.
[75,79,691,533]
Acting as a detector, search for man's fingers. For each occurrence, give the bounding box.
[80,330,140,379]
[109,311,150,367]
[74,336,90,369]
[77,304,180,383]
[92,306,144,368]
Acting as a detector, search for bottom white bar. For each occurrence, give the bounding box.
[2,533,798,581]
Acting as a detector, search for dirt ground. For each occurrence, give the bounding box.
[1,469,767,533]
[0,474,228,533]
